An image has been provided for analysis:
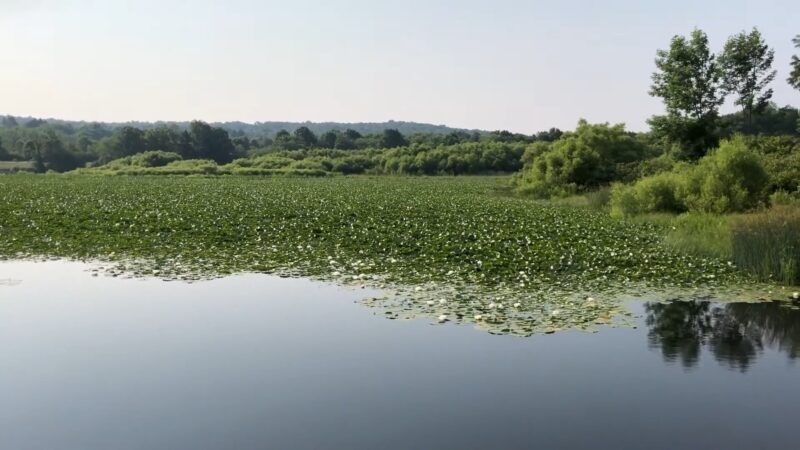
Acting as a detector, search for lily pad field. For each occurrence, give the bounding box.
[0,175,777,336]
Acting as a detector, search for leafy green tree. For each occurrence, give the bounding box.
[343,129,362,140]
[319,131,338,149]
[649,29,724,159]
[719,28,776,126]
[789,35,800,91]
[293,126,318,148]
[380,129,408,148]
[189,121,235,164]
[651,29,724,118]
[144,126,182,153]
[334,133,357,150]
[0,137,9,160]
[1,116,18,127]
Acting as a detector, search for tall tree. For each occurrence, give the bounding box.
[789,35,800,91]
[650,29,724,119]
[380,129,408,148]
[719,28,776,126]
[189,121,235,164]
[293,126,318,148]
[649,29,724,159]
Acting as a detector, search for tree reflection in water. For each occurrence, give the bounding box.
[645,300,800,371]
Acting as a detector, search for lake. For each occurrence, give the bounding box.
[1,260,798,450]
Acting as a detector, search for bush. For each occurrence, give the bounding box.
[610,172,685,217]
[732,206,800,285]
[770,190,800,207]
[129,151,183,168]
[514,120,649,198]
[610,136,768,216]
[681,136,769,213]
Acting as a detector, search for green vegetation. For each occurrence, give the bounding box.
[609,136,770,216]
[732,206,800,285]
[0,175,767,336]
[73,142,527,176]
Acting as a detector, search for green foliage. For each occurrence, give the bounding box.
[380,129,408,148]
[650,29,724,119]
[769,190,800,207]
[610,137,768,216]
[681,137,769,213]
[789,35,800,91]
[129,151,183,167]
[0,175,751,336]
[514,121,648,198]
[719,28,776,120]
[744,135,800,193]
[732,206,800,285]
[665,213,733,260]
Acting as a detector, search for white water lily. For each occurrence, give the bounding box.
[513,302,521,308]
[438,314,448,322]
[497,303,504,309]
[474,314,483,320]
[439,299,447,304]
[488,302,496,309]
[332,271,341,276]
[551,309,561,316]
[426,300,435,306]
[793,292,799,300]
[586,297,595,302]
[415,286,423,292]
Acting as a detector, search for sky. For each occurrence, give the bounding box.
[0,0,798,133]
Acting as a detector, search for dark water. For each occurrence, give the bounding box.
[1,261,799,450]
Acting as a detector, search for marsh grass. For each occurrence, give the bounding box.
[665,213,733,260]
[732,206,800,285]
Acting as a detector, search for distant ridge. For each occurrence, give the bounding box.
[3,115,487,137]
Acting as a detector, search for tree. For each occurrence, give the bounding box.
[144,126,182,153]
[0,137,9,160]
[649,29,724,158]
[380,129,408,148]
[1,116,18,127]
[189,121,235,164]
[651,29,724,119]
[319,131,337,149]
[719,28,776,127]
[293,126,318,148]
[789,35,800,91]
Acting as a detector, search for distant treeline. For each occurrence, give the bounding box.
[0,115,562,173]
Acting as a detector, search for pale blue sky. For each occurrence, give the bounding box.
[1,0,798,132]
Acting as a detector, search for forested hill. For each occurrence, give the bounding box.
[2,116,483,138]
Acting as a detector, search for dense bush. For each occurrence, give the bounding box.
[514,120,649,198]
[129,151,183,167]
[610,137,769,216]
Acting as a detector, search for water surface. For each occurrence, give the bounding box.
[1,261,798,450]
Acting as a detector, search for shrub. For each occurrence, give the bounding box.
[129,151,183,168]
[514,120,649,197]
[610,136,768,216]
[681,136,769,213]
[732,206,800,285]
[770,190,800,207]
[610,172,685,217]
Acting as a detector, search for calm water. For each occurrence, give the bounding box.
[1,261,799,450]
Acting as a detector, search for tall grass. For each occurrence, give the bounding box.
[732,206,800,285]
[665,213,733,260]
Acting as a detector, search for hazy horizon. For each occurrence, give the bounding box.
[1,0,798,133]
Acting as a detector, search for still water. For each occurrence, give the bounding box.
[1,261,798,450]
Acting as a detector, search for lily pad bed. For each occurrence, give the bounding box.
[0,175,780,336]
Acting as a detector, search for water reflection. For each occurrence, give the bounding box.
[645,300,800,371]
